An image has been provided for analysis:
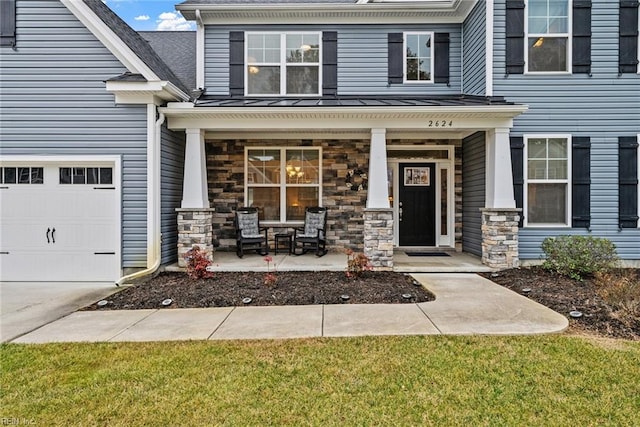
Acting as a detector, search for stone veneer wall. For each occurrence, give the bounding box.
[364,208,394,270]
[206,138,463,253]
[176,208,216,267]
[206,138,369,251]
[480,208,521,269]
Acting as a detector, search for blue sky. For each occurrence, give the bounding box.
[104,0,196,31]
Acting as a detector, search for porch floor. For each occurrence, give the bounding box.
[164,250,492,273]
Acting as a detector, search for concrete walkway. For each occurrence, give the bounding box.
[12,273,568,343]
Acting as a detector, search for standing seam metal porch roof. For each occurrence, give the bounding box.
[194,94,520,108]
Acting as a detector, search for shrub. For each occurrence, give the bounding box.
[184,246,214,280]
[594,269,640,326]
[541,235,619,280]
[345,249,372,279]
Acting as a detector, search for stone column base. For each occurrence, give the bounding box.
[363,208,394,271]
[480,208,521,270]
[176,208,216,267]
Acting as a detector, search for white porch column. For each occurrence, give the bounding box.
[366,128,390,209]
[181,128,210,208]
[485,127,516,209]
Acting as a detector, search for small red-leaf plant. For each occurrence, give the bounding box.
[345,249,373,279]
[184,246,214,280]
[263,256,277,287]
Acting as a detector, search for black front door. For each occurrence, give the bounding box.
[398,163,436,246]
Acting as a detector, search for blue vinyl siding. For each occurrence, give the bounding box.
[462,0,486,95]
[0,0,148,268]
[493,0,640,259]
[160,125,185,265]
[462,131,486,256]
[204,24,463,95]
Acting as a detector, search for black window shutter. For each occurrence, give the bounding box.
[572,0,592,74]
[229,31,244,96]
[505,0,525,75]
[388,33,403,84]
[0,0,16,48]
[434,33,450,84]
[572,137,591,229]
[619,0,639,74]
[322,31,337,97]
[619,136,639,228]
[510,136,524,227]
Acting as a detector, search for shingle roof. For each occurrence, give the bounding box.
[195,95,518,108]
[139,31,197,91]
[83,0,190,96]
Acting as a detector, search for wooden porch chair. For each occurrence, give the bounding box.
[293,206,328,257]
[234,207,268,258]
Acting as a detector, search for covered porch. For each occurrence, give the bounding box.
[165,249,491,273]
[161,95,527,271]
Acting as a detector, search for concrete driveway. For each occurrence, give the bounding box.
[0,281,119,342]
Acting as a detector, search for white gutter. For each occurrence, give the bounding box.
[115,108,165,286]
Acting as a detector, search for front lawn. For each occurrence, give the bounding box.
[2,336,639,425]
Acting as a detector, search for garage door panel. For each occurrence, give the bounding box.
[1,251,116,282]
[0,163,119,282]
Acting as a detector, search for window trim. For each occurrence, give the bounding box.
[403,31,435,84]
[244,146,323,224]
[523,134,573,227]
[244,31,323,97]
[525,0,573,74]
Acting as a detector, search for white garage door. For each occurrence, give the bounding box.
[0,162,120,282]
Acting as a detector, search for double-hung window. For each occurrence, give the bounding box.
[525,135,571,226]
[526,0,571,73]
[404,32,433,83]
[246,32,321,96]
[246,148,322,222]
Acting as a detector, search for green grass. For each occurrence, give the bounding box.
[2,336,639,426]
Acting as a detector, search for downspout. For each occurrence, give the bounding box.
[115,107,165,286]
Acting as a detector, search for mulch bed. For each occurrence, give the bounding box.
[480,267,640,341]
[84,271,435,310]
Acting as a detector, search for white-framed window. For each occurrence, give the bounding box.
[404,32,433,83]
[0,167,44,184]
[245,32,321,96]
[524,135,571,226]
[526,0,571,73]
[59,167,113,185]
[245,147,322,222]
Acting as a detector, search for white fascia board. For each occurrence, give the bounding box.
[106,81,190,104]
[162,104,528,131]
[179,1,478,24]
[61,0,158,81]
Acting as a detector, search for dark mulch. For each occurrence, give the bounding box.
[84,271,434,310]
[481,267,640,341]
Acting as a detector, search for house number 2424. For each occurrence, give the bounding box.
[428,120,453,127]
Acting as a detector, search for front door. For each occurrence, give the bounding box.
[398,163,436,246]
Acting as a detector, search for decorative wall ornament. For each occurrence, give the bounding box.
[345,168,368,191]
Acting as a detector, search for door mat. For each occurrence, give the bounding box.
[405,252,450,257]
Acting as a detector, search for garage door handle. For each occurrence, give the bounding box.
[46,228,51,244]
[51,228,56,244]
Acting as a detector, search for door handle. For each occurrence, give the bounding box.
[51,228,56,244]
[46,228,51,244]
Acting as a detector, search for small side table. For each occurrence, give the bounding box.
[274,232,293,255]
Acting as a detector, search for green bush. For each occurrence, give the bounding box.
[541,235,619,280]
